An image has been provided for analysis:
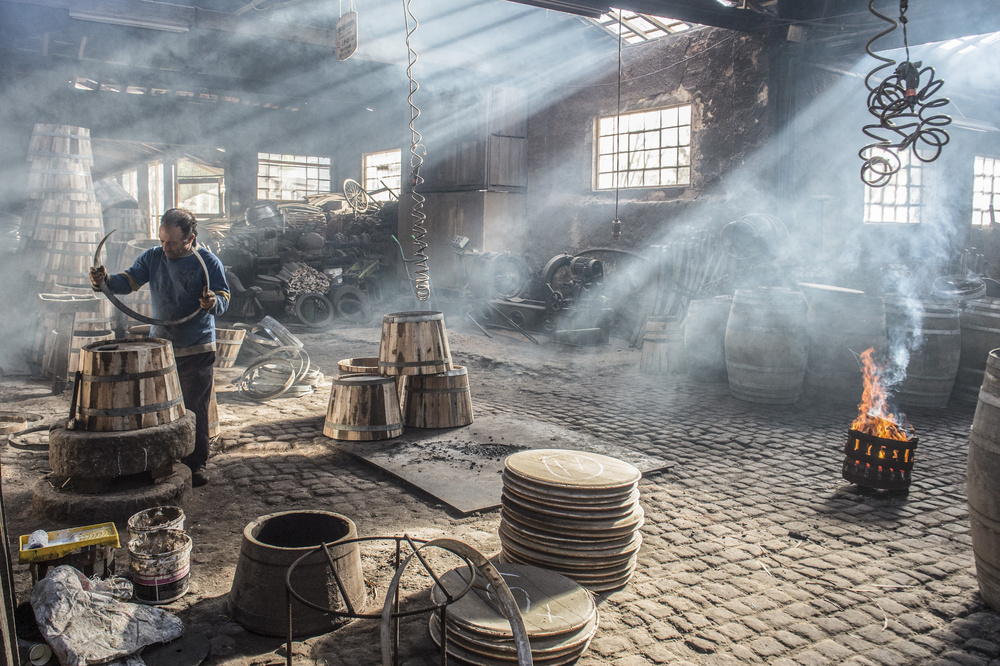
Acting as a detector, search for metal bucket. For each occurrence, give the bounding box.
[128,528,192,605]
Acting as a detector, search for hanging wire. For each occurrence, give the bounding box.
[611,10,623,241]
[403,0,431,301]
[859,0,951,187]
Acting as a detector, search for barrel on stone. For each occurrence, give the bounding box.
[955,298,1000,403]
[638,315,683,375]
[228,511,366,636]
[401,366,474,428]
[885,296,961,409]
[323,375,403,441]
[684,296,732,381]
[968,348,1000,612]
[378,311,452,376]
[801,285,886,405]
[725,288,808,404]
[76,338,185,432]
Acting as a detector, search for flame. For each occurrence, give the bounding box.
[850,347,912,441]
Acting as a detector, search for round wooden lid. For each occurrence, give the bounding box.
[428,616,592,666]
[498,519,639,552]
[330,374,394,387]
[429,563,596,639]
[502,472,639,507]
[499,551,638,592]
[501,488,638,521]
[499,523,642,561]
[429,608,597,660]
[500,499,645,535]
[505,449,641,491]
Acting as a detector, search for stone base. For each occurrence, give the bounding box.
[32,463,191,524]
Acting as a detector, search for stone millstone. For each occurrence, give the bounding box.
[49,413,195,479]
[32,463,191,523]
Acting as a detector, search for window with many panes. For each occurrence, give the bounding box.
[596,105,691,190]
[256,153,330,201]
[973,155,1000,227]
[177,158,225,218]
[363,149,402,202]
[863,148,924,224]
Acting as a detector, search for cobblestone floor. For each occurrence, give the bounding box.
[1,322,997,665]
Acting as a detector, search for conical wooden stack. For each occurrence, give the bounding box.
[499,449,643,592]
[429,563,598,665]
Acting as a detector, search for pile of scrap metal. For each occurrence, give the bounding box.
[213,201,399,326]
[462,250,614,346]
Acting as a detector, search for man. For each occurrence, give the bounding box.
[90,208,230,487]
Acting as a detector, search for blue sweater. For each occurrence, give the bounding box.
[107,244,230,356]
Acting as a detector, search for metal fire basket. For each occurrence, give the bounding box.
[842,428,918,491]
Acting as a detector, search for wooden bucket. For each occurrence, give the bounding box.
[956,298,1000,403]
[401,366,474,428]
[378,311,453,376]
[725,288,808,404]
[802,286,886,405]
[885,297,961,409]
[684,296,732,381]
[337,356,405,403]
[323,375,403,441]
[24,156,94,201]
[639,315,683,375]
[228,511,366,637]
[27,124,93,163]
[76,338,185,432]
[968,348,1000,612]
[215,328,247,368]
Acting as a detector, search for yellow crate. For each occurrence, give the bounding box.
[18,523,120,564]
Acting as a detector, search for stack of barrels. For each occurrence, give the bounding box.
[324,311,473,441]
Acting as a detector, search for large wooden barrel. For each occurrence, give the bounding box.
[885,296,961,409]
[638,316,683,375]
[378,311,453,376]
[76,338,185,432]
[401,366,474,428]
[684,296,732,381]
[955,298,1000,403]
[24,156,95,202]
[214,328,246,368]
[228,511,365,637]
[323,375,403,441]
[27,124,93,164]
[337,356,405,403]
[23,199,104,290]
[724,288,808,404]
[968,348,1000,612]
[801,285,886,405]
[66,329,115,376]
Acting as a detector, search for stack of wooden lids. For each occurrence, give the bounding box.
[499,449,643,592]
[429,563,598,665]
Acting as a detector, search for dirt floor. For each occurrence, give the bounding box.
[1,314,998,666]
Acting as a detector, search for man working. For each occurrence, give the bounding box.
[90,208,230,487]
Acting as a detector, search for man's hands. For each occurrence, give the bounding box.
[89,266,108,291]
[200,286,217,312]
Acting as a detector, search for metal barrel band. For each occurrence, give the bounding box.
[78,395,183,417]
[82,365,177,382]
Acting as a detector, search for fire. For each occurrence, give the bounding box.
[850,347,912,441]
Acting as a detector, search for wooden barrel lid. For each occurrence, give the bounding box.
[504,449,641,492]
[429,563,596,639]
[428,618,591,666]
[499,537,641,573]
[502,472,639,507]
[501,488,638,520]
[500,499,645,534]
[499,522,642,559]
[498,551,638,592]
[428,609,597,661]
[498,518,639,551]
[382,310,445,323]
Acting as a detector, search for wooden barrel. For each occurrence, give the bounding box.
[801,285,886,405]
[67,329,115,376]
[24,156,94,201]
[968,348,1000,612]
[27,124,93,164]
[76,338,185,432]
[23,199,104,290]
[323,375,403,441]
[955,298,1000,403]
[638,316,683,375]
[401,366,474,428]
[885,296,961,409]
[94,177,138,209]
[215,328,247,368]
[378,311,453,376]
[228,510,366,637]
[724,288,808,404]
[684,296,732,381]
[337,356,405,403]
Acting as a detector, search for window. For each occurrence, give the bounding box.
[177,158,225,218]
[120,169,139,202]
[257,153,331,201]
[596,105,691,190]
[863,148,924,224]
[972,155,1000,227]
[363,149,402,202]
[591,9,693,44]
[148,162,165,228]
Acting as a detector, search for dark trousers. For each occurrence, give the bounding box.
[176,351,216,469]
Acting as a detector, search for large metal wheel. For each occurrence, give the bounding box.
[343,179,372,214]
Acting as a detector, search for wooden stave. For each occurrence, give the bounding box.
[378,310,453,376]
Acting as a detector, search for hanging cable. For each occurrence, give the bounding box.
[611,10,623,241]
[403,0,430,301]
[859,0,951,187]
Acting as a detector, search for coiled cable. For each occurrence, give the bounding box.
[403,0,430,301]
[859,0,951,187]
